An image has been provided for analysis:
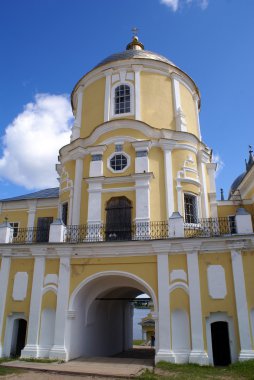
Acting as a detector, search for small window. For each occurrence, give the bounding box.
[228,215,236,234]
[9,222,19,238]
[184,194,198,223]
[114,85,131,115]
[110,153,128,171]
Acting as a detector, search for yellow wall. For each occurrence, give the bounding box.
[140,72,175,130]
[149,147,167,220]
[81,78,105,139]
[0,209,28,229]
[70,256,158,299]
[2,259,34,345]
[199,252,240,351]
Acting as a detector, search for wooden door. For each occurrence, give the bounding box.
[105,197,132,241]
[36,217,53,242]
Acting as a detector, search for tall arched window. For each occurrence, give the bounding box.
[105,196,132,241]
[114,85,131,114]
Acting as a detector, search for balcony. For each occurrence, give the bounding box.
[0,216,250,245]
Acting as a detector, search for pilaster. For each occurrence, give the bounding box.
[0,256,11,357]
[21,255,45,358]
[231,249,254,360]
[171,74,187,132]
[49,255,71,360]
[72,156,84,225]
[160,141,175,219]
[132,65,142,120]
[71,86,84,141]
[104,69,113,122]
[187,251,209,365]
[155,253,175,363]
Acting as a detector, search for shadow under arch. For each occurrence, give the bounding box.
[66,270,158,360]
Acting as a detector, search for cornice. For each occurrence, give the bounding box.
[1,234,253,259]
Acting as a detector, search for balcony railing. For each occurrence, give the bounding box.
[184,217,237,238]
[12,227,50,244]
[5,217,240,244]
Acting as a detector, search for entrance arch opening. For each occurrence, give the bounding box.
[10,319,27,357]
[211,321,231,366]
[67,272,157,361]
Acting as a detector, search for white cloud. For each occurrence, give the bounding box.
[0,94,73,189]
[161,0,209,11]
[161,0,179,11]
[212,153,224,178]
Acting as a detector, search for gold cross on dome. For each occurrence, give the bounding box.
[131,27,139,37]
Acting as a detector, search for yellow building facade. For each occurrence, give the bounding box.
[0,36,254,366]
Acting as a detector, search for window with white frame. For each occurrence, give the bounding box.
[184,194,198,223]
[9,222,19,237]
[114,84,131,115]
[110,153,128,171]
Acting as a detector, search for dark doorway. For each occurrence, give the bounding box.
[211,321,231,366]
[105,197,132,241]
[10,319,27,357]
[62,203,68,225]
[36,217,53,242]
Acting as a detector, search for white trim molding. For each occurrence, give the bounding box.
[187,251,209,365]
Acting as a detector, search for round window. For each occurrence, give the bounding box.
[110,154,128,171]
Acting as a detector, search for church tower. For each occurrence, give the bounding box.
[57,34,217,233]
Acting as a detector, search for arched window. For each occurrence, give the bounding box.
[105,196,132,241]
[114,85,131,115]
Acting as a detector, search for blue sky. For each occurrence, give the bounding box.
[0,0,253,200]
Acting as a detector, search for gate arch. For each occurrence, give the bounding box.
[66,271,158,360]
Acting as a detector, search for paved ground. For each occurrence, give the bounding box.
[1,372,125,380]
[2,348,154,379]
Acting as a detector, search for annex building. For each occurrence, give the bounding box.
[0,35,254,366]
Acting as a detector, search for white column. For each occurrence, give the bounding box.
[171,74,187,132]
[206,163,218,218]
[104,69,112,122]
[132,141,151,174]
[231,249,254,360]
[176,182,183,216]
[155,253,175,363]
[71,87,84,141]
[0,257,11,357]
[197,153,209,218]
[49,255,71,360]
[193,93,202,140]
[162,148,174,218]
[21,256,45,358]
[72,157,84,225]
[187,251,209,365]
[133,65,142,120]
[27,200,37,228]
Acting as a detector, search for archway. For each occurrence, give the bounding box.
[10,319,27,357]
[66,271,157,361]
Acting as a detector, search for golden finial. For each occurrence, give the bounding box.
[126,27,144,51]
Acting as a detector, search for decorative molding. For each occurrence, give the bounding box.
[207,265,227,299]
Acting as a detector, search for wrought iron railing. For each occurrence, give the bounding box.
[12,227,50,244]
[7,217,239,244]
[65,221,170,243]
[184,217,237,238]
